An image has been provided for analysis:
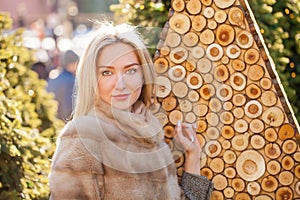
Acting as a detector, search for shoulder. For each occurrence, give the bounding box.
[59,115,103,140]
[57,120,77,138]
[52,116,104,174]
[60,71,75,81]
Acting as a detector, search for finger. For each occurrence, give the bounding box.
[181,123,196,132]
[181,123,196,141]
[176,120,182,134]
[174,120,184,141]
[174,121,192,149]
[178,122,194,142]
[175,133,192,150]
[192,123,197,132]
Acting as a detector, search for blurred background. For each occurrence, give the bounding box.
[1,0,299,110]
[0,0,118,71]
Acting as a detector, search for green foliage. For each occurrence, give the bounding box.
[0,12,63,199]
[248,0,300,122]
[110,0,169,55]
[111,0,300,123]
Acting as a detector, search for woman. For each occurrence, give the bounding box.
[49,22,213,199]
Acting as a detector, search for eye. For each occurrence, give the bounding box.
[101,70,112,76]
[126,68,137,75]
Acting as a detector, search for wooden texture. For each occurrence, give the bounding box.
[153,0,300,198]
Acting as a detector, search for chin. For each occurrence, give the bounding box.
[111,101,133,110]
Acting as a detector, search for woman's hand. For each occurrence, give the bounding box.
[173,120,201,175]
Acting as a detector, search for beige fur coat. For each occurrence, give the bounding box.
[49,102,213,199]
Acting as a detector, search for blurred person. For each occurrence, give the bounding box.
[47,50,79,121]
[31,61,49,80]
[48,22,213,199]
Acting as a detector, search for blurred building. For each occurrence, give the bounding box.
[0,0,118,29]
[0,0,55,28]
[0,0,118,63]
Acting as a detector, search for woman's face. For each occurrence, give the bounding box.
[96,43,144,110]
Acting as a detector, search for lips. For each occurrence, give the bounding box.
[112,93,130,100]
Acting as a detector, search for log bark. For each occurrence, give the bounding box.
[282,139,297,154]
[172,0,185,12]
[246,83,262,99]
[203,7,215,18]
[249,118,264,133]
[186,0,202,15]
[186,72,203,89]
[264,143,281,159]
[193,103,208,117]
[229,6,246,28]
[199,29,215,45]
[214,10,227,23]
[224,167,236,179]
[169,13,191,34]
[236,30,254,49]
[185,60,196,72]
[266,160,281,175]
[183,32,199,47]
[248,64,265,81]
[232,59,246,71]
[214,64,229,82]
[278,123,295,141]
[230,72,247,91]
[215,0,235,8]
[261,90,277,107]
[169,109,183,125]
[232,178,245,192]
[247,182,261,196]
[250,134,265,149]
[172,82,188,98]
[223,150,237,164]
[192,15,206,32]
[212,174,228,190]
[244,48,260,65]
[199,84,215,100]
[170,47,188,64]
[191,46,205,59]
[168,65,186,81]
[275,187,293,200]
[166,32,181,48]
[261,176,278,192]
[206,126,220,140]
[210,157,224,173]
[162,96,177,111]
[179,99,192,112]
[216,24,235,46]
[221,125,235,139]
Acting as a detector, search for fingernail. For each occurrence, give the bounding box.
[193,123,197,129]
[191,135,195,142]
[177,120,181,127]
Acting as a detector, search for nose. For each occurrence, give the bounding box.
[115,74,126,90]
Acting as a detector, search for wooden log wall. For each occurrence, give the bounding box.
[152,0,300,199]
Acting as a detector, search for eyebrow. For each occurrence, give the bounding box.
[97,63,140,69]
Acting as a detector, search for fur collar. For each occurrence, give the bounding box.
[71,101,175,174]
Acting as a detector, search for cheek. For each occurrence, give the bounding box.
[125,73,144,90]
[97,78,114,96]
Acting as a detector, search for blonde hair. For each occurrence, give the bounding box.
[72,23,156,118]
